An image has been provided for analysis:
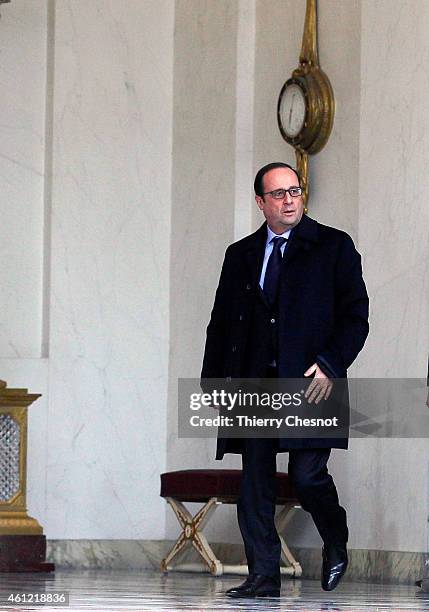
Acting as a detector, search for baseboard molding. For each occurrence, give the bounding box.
[47,540,427,585]
[292,547,427,585]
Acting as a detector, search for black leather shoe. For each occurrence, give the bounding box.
[226,573,280,598]
[321,544,348,591]
[225,574,255,596]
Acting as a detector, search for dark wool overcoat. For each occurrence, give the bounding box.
[201,214,369,459]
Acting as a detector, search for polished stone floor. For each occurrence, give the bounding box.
[0,570,427,611]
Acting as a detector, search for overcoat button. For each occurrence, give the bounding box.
[246,284,251,290]
[231,345,237,352]
[270,318,276,324]
[239,314,243,321]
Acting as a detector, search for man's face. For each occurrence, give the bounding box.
[255,167,304,234]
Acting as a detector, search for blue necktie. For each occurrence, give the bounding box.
[263,236,286,305]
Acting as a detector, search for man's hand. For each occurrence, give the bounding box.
[304,363,333,404]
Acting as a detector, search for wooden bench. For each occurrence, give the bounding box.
[160,469,302,577]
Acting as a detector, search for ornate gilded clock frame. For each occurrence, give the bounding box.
[277,0,335,206]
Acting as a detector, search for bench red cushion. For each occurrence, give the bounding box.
[160,469,297,504]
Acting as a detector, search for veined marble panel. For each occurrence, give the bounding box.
[352,0,429,557]
[0,0,47,357]
[47,1,175,539]
[358,0,429,379]
[166,0,239,544]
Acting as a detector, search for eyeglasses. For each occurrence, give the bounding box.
[263,187,302,199]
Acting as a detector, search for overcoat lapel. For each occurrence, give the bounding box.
[282,214,319,268]
[244,222,267,294]
[242,216,319,306]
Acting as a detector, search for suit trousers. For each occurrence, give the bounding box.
[237,438,348,578]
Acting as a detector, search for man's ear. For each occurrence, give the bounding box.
[255,195,264,211]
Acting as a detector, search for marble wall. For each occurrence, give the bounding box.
[166,0,240,543]
[46,0,175,538]
[352,0,429,552]
[1,0,175,540]
[0,0,49,535]
[0,0,47,358]
[0,0,427,564]
[358,0,429,378]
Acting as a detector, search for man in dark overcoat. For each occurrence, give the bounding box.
[201,162,369,597]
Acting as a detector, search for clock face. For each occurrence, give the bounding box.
[279,82,306,138]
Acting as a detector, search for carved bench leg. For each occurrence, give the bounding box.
[160,499,193,571]
[161,498,303,578]
[161,497,223,575]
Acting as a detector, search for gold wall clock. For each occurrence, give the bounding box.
[277,0,335,207]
